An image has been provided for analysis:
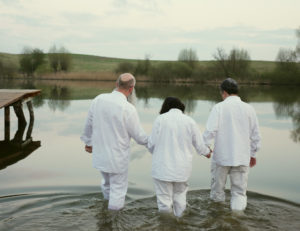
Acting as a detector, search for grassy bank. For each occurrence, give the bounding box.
[0,52,297,84]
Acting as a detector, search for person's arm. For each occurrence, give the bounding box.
[192,121,211,158]
[80,100,95,152]
[249,107,261,167]
[147,117,160,154]
[126,108,148,145]
[203,105,219,147]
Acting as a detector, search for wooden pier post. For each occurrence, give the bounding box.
[13,101,27,126]
[1,89,41,142]
[26,101,34,139]
[4,106,10,141]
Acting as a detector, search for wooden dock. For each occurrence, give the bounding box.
[0,89,41,141]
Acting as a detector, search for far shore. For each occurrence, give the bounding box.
[1,71,275,86]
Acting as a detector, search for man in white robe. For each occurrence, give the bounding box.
[203,78,261,211]
[81,73,148,210]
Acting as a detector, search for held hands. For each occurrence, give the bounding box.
[250,157,256,167]
[85,145,92,153]
[205,147,212,159]
[205,153,211,159]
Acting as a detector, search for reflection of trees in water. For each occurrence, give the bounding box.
[271,86,300,143]
[32,94,45,108]
[20,80,46,108]
[274,102,300,143]
[136,84,220,113]
[48,85,71,111]
[182,99,197,113]
[136,84,300,144]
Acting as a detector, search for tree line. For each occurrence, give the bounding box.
[1,27,299,83]
[115,27,300,84]
[0,45,72,77]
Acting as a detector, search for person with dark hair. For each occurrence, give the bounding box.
[159,97,185,114]
[203,78,261,211]
[148,97,211,217]
[81,73,148,211]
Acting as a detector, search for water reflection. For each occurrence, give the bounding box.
[0,119,41,170]
[1,79,300,230]
[0,140,41,170]
[1,79,300,143]
[270,86,300,143]
[48,85,71,111]
[136,83,300,143]
[135,84,220,113]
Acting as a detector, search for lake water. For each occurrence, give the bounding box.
[0,79,300,230]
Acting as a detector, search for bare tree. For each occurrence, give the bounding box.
[178,48,198,68]
[48,45,72,72]
[228,48,251,76]
[213,47,251,78]
[48,45,60,72]
[276,48,297,71]
[213,47,229,76]
[135,54,151,76]
[59,46,71,71]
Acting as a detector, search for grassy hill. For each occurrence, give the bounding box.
[0,52,277,74]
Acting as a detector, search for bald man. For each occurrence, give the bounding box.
[81,73,148,210]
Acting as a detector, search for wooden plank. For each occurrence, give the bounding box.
[0,89,41,109]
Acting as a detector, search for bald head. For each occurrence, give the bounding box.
[117,73,136,90]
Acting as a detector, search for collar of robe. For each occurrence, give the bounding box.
[224,95,241,102]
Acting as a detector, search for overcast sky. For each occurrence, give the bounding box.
[0,0,299,60]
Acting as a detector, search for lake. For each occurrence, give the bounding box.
[0,79,300,230]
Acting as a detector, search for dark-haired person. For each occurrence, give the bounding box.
[81,73,148,211]
[148,97,211,217]
[203,78,261,211]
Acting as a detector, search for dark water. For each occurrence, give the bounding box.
[1,188,300,231]
[0,79,300,230]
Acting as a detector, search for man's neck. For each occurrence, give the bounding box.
[117,88,129,97]
[223,94,238,100]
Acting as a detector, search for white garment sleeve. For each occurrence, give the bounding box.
[203,105,219,146]
[147,117,160,154]
[250,108,261,157]
[126,108,148,145]
[80,100,95,146]
[192,121,210,156]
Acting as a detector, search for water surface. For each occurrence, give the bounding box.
[0,79,300,230]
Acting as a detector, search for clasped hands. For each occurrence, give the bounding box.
[85,145,92,153]
[84,144,256,167]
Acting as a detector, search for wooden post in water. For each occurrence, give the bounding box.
[4,106,10,141]
[13,101,27,127]
[26,101,34,139]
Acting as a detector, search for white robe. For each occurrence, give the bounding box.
[203,95,261,210]
[148,108,210,216]
[81,90,148,173]
[148,108,210,182]
[81,90,148,210]
[203,96,261,166]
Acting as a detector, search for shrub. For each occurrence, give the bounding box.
[115,62,136,73]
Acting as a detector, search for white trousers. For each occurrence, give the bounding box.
[210,161,249,211]
[100,169,128,210]
[153,178,188,217]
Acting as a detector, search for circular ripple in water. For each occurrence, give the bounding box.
[0,189,299,231]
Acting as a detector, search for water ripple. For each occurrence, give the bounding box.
[0,188,299,231]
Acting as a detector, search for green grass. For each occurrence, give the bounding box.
[0,52,278,74]
[69,54,138,72]
[0,53,20,67]
[250,60,277,74]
